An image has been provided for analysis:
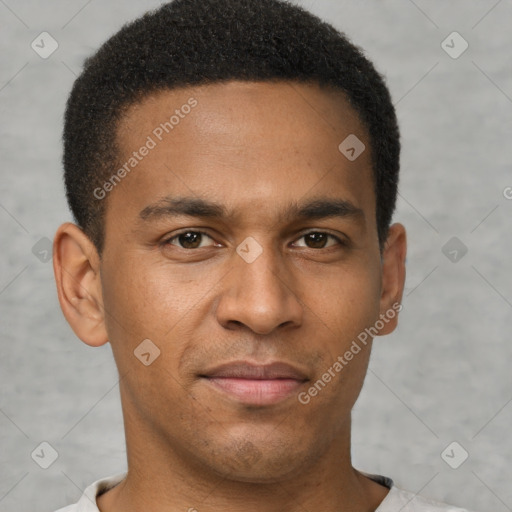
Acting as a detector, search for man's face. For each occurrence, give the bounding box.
[97,81,399,481]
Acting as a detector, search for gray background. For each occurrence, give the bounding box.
[1,0,511,510]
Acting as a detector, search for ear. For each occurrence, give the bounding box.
[377,223,407,336]
[52,222,108,347]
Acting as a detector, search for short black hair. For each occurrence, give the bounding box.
[63,0,400,255]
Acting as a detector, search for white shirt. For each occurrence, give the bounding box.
[54,472,474,511]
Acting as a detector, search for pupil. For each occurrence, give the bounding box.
[180,232,200,248]
[307,233,326,248]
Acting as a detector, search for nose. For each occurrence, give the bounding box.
[215,240,304,335]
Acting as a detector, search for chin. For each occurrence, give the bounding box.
[201,438,320,484]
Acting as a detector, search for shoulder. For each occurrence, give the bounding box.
[51,473,126,512]
[361,472,475,512]
[378,485,475,512]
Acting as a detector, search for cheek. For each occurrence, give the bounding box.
[101,257,197,339]
[299,271,380,424]
[312,261,382,341]
[100,255,219,384]
[100,259,197,412]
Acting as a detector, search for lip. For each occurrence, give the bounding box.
[200,361,309,406]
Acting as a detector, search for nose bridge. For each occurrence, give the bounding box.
[215,236,303,334]
[237,239,286,298]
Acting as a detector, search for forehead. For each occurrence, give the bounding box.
[108,80,374,230]
[118,81,368,151]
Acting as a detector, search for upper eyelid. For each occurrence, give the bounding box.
[165,229,214,242]
[291,231,346,247]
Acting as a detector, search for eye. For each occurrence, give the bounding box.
[164,230,217,249]
[162,230,346,251]
[292,231,345,249]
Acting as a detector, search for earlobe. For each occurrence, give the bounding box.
[377,223,407,336]
[52,222,109,347]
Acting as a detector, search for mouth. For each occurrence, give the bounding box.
[199,361,309,406]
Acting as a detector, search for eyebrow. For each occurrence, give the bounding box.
[139,196,365,224]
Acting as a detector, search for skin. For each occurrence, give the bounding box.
[53,80,406,512]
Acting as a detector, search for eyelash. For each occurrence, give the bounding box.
[162,229,347,250]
